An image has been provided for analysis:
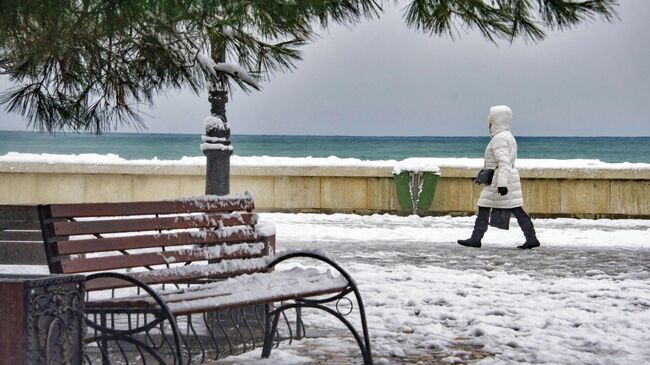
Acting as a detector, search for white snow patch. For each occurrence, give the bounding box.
[203,115,228,131]
[393,158,441,174]
[3,152,650,172]
[200,143,233,152]
[197,53,258,87]
[164,266,346,312]
[200,135,228,143]
[256,222,276,237]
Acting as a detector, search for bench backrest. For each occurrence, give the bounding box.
[0,205,46,265]
[38,193,275,291]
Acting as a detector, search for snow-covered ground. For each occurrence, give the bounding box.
[3,213,650,364]
[222,213,650,364]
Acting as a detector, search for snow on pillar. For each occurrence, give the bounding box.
[202,90,232,195]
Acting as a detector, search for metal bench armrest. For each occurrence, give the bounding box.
[264,250,373,364]
[84,272,185,364]
[86,272,167,307]
[267,250,355,287]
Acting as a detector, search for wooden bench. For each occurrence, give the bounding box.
[0,205,46,264]
[38,193,372,364]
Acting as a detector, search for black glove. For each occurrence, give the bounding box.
[498,187,508,196]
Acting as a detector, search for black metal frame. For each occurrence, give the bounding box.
[261,251,373,365]
[83,272,185,365]
[178,304,270,362]
[71,252,372,364]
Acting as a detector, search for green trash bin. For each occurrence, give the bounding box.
[393,169,440,212]
[416,171,440,210]
[393,171,413,210]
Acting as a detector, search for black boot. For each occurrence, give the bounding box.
[457,207,489,248]
[512,207,540,249]
[457,236,482,248]
[517,238,540,249]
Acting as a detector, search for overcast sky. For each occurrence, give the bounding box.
[1,1,648,137]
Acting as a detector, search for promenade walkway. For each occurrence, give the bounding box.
[2,213,649,364]
[218,213,650,364]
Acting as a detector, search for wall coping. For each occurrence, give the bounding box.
[1,160,650,180]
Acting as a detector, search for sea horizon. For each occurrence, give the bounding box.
[2,130,650,163]
[1,129,650,138]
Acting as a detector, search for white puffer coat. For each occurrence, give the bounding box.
[477,105,524,209]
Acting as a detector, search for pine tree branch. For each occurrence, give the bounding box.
[0,0,618,133]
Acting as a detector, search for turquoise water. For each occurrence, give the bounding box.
[1,130,650,163]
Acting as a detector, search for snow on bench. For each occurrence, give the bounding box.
[38,195,372,364]
[87,266,349,315]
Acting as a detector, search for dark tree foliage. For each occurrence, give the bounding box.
[404,0,618,41]
[0,0,617,133]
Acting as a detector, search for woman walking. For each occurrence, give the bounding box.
[457,105,541,249]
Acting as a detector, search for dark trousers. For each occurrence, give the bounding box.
[472,206,537,241]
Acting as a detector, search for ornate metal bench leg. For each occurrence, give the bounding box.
[261,304,281,359]
[266,251,374,363]
[100,313,110,365]
[354,287,373,365]
[84,273,186,365]
[266,301,373,365]
[295,307,304,340]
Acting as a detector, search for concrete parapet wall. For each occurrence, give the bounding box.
[1,161,649,218]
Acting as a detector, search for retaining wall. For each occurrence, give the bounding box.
[1,161,649,218]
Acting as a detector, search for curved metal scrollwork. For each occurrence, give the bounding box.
[175,305,268,363]
[336,297,354,316]
[82,273,184,365]
[263,251,374,365]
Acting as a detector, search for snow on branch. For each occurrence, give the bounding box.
[197,53,259,88]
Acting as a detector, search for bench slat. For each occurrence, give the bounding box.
[86,268,349,315]
[52,213,256,236]
[86,267,269,291]
[0,230,42,241]
[59,242,266,273]
[84,257,271,291]
[173,286,346,315]
[87,286,343,314]
[0,241,47,265]
[169,268,348,315]
[55,227,262,255]
[48,195,254,218]
[0,205,38,220]
[0,220,41,231]
[85,299,158,310]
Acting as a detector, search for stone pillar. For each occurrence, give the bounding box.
[0,274,85,364]
[203,89,233,195]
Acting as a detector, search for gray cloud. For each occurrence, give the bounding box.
[1,1,648,136]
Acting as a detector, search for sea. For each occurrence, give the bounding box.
[1,130,650,163]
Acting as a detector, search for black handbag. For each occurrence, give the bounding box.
[475,168,495,185]
[489,208,511,230]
